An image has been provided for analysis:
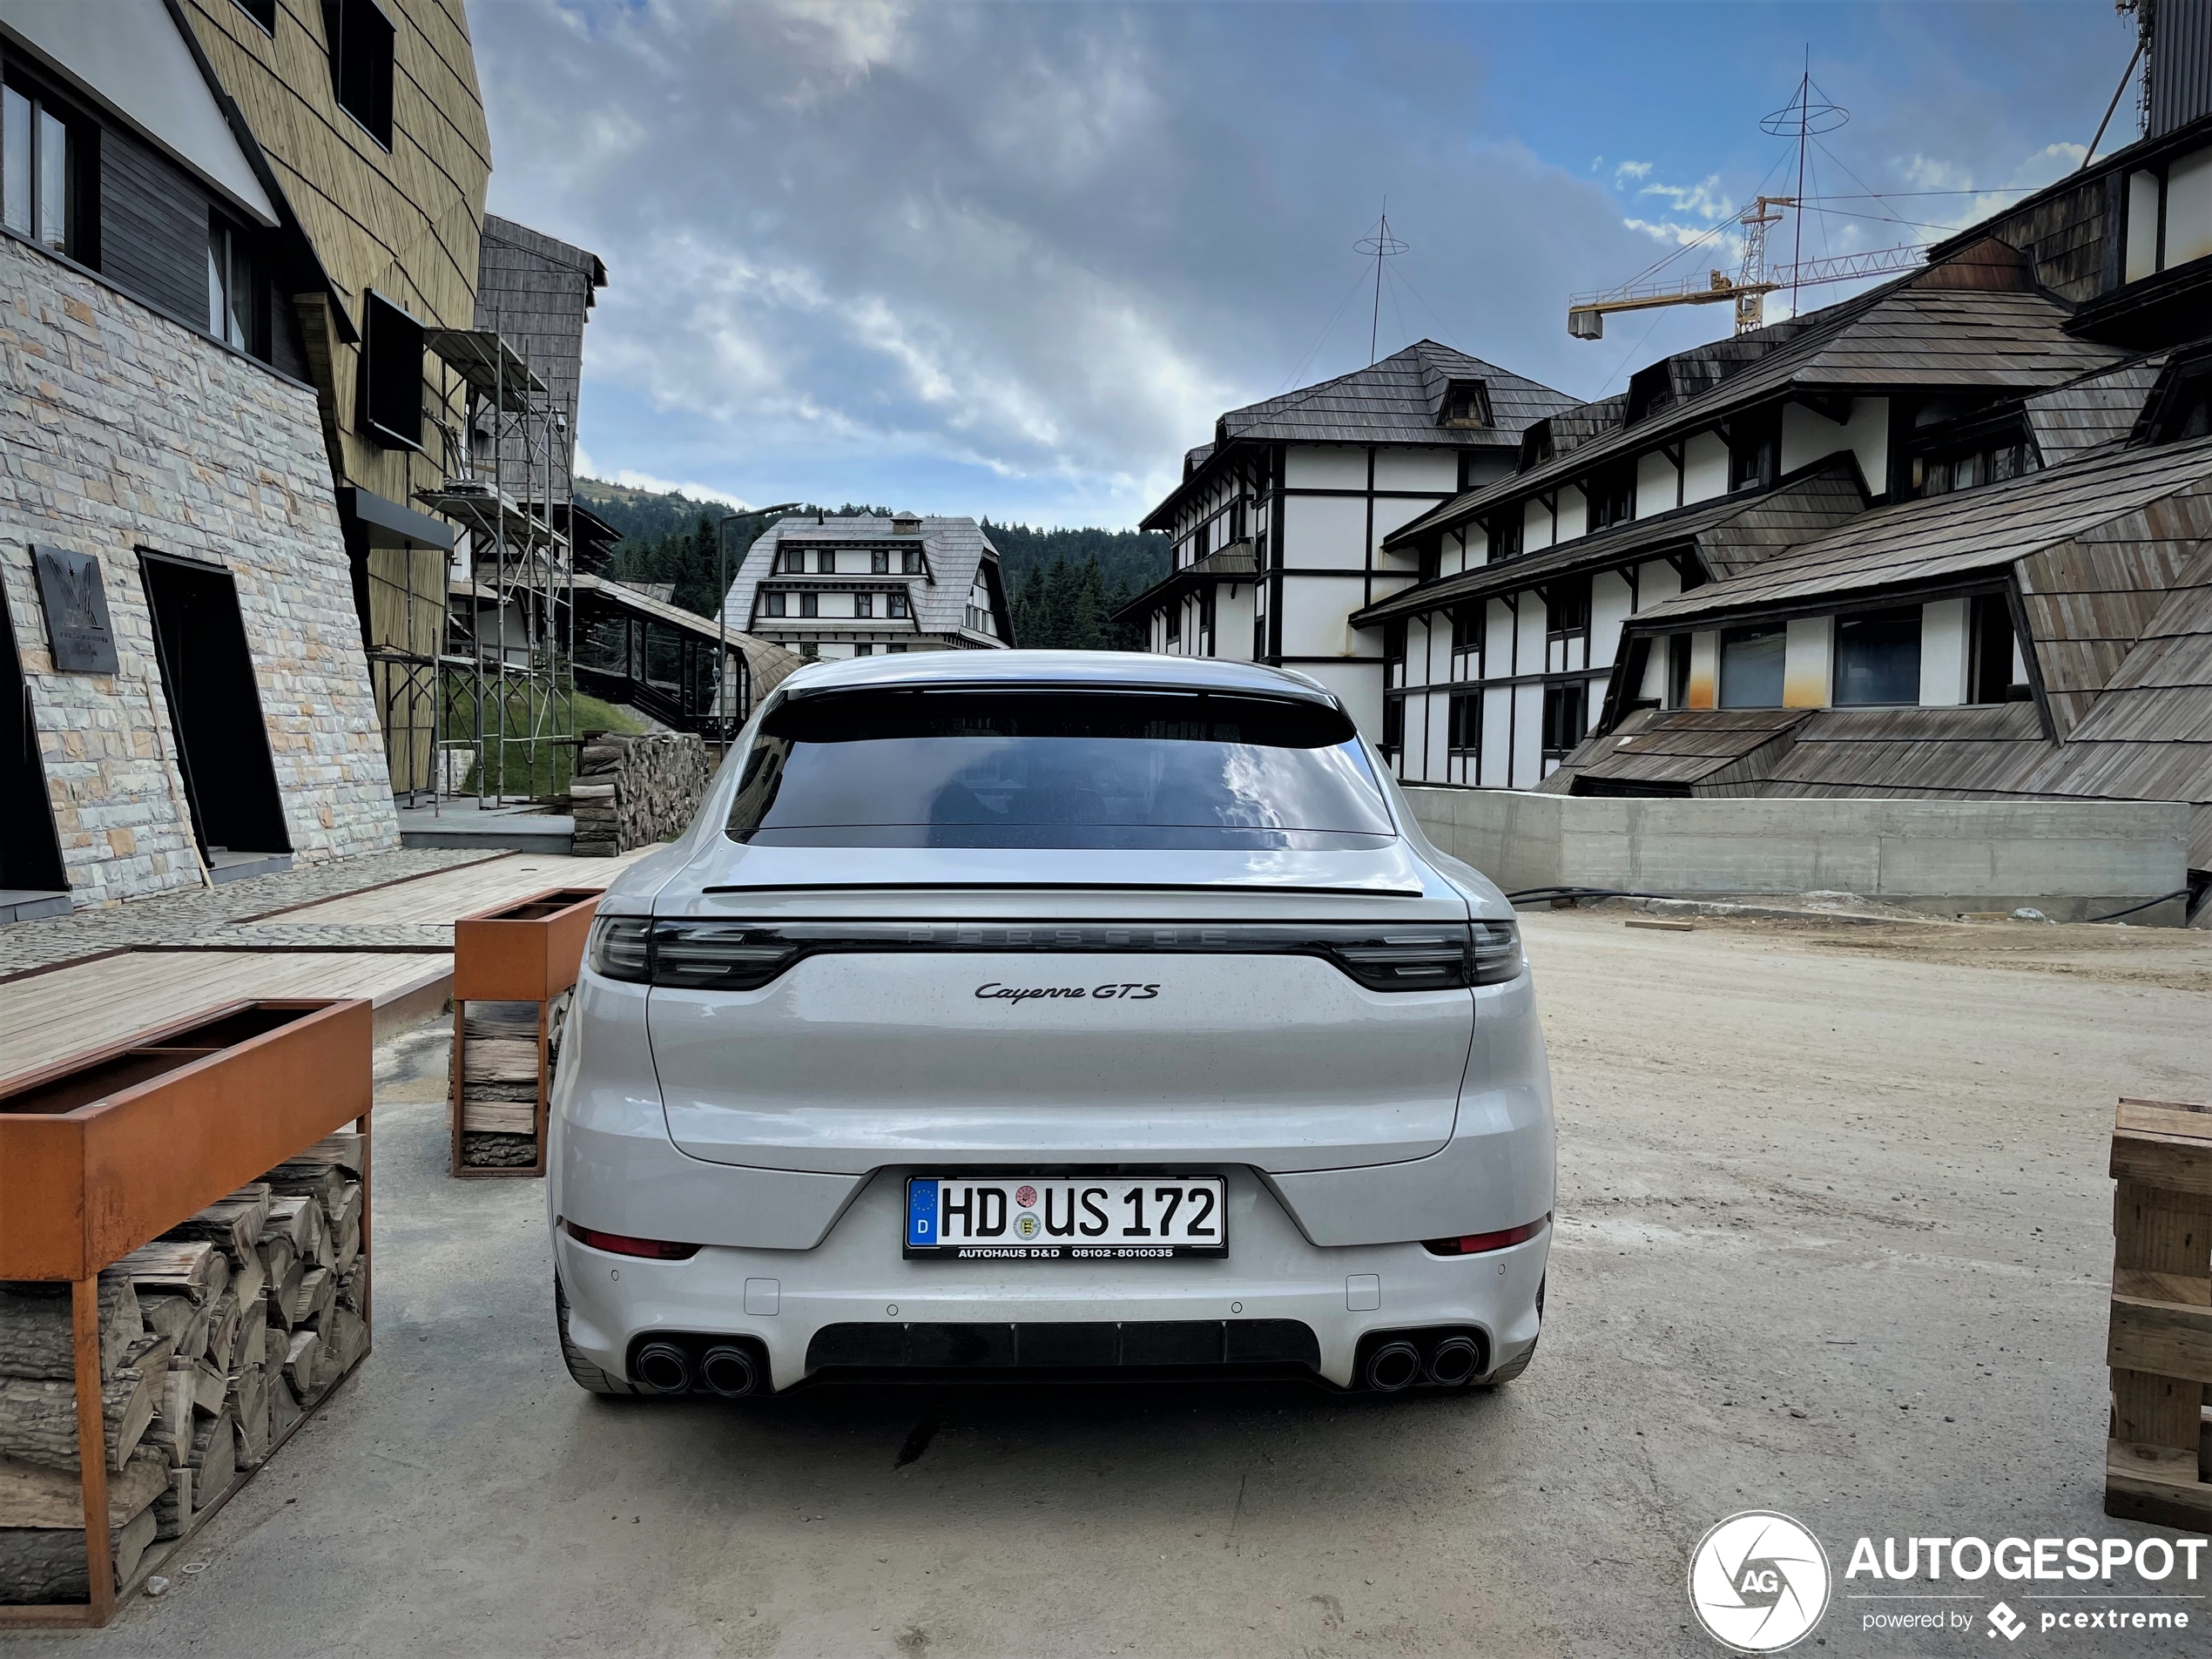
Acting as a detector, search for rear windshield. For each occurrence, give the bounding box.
[724,688,1397,850]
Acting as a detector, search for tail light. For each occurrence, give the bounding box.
[562,1219,700,1260]
[587,918,1525,993]
[1423,1215,1550,1257]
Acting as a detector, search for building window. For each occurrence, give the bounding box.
[1667,634,1691,708]
[1545,576,1591,639]
[853,643,873,656]
[888,643,908,653]
[901,549,923,575]
[871,549,890,574]
[814,550,836,574]
[1384,621,1406,690]
[1833,607,1921,705]
[1727,411,1779,491]
[1165,602,1181,644]
[322,0,395,149]
[2,82,87,260]
[759,591,786,617]
[1381,693,1404,755]
[1485,509,1521,563]
[1541,683,1588,758]
[361,290,423,450]
[1449,602,1482,680]
[887,592,907,618]
[233,0,279,31]
[853,593,873,618]
[1191,519,1210,564]
[1969,593,2028,703]
[796,591,818,618]
[1585,468,1633,533]
[1906,428,2040,499]
[1198,584,1217,652]
[1448,690,1481,755]
[1718,624,1786,707]
[780,547,804,573]
[207,218,270,360]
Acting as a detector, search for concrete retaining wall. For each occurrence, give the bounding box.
[1400,788,2193,923]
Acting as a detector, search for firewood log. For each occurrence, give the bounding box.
[149,1366,193,1468]
[227,1248,266,1318]
[113,1241,221,1305]
[139,1294,208,1366]
[190,1361,226,1419]
[260,1197,318,1262]
[275,1133,363,1179]
[187,1407,233,1513]
[269,1370,301,1439]
[162,1186,272,1263]
[203,1294,240,1380]
[335,1264,366,1316]
[281,1331,320,1401]
[0,1444,167,1529]
[290,1269,334,1334]
[229,1366,268,1469]
[0,1274,141,1382]
[333,1183,364,1236]
[0,1503,158,1603]
[261,1163,344,1218]
[334,1218,362,1277]
[152,1466,190,1541]
[0,1366,157,1474]
[263,1259,304,1335]
[461,1097,537,1134]
[234,1296,266,1370]
[323,1307,367,1376]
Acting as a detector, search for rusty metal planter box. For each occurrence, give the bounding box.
[449,887,602,1179]
[0,1000,374,1627]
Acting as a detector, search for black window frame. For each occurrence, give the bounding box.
[1584,466,1633,533]
[322,0,395,151]
[233,0,279,31]
[360,289,423,451]
[1540,682,1588,760]
[1,70,98,268]
[1831,606,1923,707]
[901,549,924,575]
[759,591,786,618]
[1447,688,1482,756]
[1718,623,1787,709]
[1485,509,1522,563]
[1544,574,1592,640]
[887,592,908,619]
[1726,408,1780,492]
[206,212,272,361]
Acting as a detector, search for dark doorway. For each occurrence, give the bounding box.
[139,552,291,870]
[0,583,68,901]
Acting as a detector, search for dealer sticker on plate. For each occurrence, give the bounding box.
[904,1176,1227,1260]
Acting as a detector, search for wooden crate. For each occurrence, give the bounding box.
[2105,1096,2212,1530]
[0,1001,373,1627]
[448,887,602,1179]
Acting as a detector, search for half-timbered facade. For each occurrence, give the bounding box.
[721,515,1013,660]
[1116,342,1577,744]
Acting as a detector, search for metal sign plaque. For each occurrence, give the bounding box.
[31,546,118,673]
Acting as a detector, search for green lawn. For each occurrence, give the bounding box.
[441,680,645,800]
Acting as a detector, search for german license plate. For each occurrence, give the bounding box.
[904,1175,1227,1260]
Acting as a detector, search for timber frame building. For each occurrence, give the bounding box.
[1352,7,2212,910]
[722,514,1014,660]
[1116,341,1579,744]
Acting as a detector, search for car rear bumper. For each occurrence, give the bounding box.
[554,1167,1548,1391]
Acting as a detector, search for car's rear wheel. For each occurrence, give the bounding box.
[555,1276,634,1395]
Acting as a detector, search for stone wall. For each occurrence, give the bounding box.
[570,732,713,856]
[0,236,399,906]
[1401,786,2195,923]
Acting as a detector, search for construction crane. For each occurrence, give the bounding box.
[1568,196,1925,340]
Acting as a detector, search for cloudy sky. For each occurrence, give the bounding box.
[472,1,2141,528]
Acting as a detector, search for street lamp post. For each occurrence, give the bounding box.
[718,502,801,744]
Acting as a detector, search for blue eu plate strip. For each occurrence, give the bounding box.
[907,1179,940,1249]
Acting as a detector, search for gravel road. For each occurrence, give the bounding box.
[15,911,2209,1658]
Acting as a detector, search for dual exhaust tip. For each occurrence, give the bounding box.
[634,1339,762,1397]
[1361,1332,1484,1392]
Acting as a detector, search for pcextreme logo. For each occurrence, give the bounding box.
[1688,1512,1832,1653]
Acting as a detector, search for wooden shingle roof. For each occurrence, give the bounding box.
[1627,435,2212,628]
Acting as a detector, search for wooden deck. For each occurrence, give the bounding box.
[0,952,452,1080]
[243,849,658,927]
[0,849,664,1079]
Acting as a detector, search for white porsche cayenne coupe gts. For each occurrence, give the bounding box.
[550,651,1553,1398]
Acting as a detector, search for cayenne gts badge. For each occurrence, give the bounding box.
[973,982,1162,1001]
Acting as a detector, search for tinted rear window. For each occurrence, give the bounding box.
[725,689,1396,850]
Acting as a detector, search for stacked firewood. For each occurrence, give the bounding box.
[569,731,711,857]
[459,999,543,1167]
[0,1135,366,1602]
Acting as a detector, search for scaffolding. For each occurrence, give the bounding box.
[415,325,577,808]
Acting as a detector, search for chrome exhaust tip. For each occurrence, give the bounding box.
[634,1339,694,1394]
[1363,1339,1421,1393]
[1426,1334,1482,1386]
[698,1344,760,1398]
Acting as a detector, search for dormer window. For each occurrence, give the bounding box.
[1439,379,1491,428]
[1518,420,1556,470]
[893,516,921,536]
[1626,363,1675,426]
[1900,406,2039,500]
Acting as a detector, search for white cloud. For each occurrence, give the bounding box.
[1613,159,1653,182]
[1637,173,1734,222]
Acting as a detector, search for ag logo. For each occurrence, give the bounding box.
[1688,1512,1831,1652]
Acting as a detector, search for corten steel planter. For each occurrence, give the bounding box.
[448,887,602,1179]
[0,1000,373,1627]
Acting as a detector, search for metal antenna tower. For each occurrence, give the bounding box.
[1759,55,1848,322]
[1354,212,1408,365]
